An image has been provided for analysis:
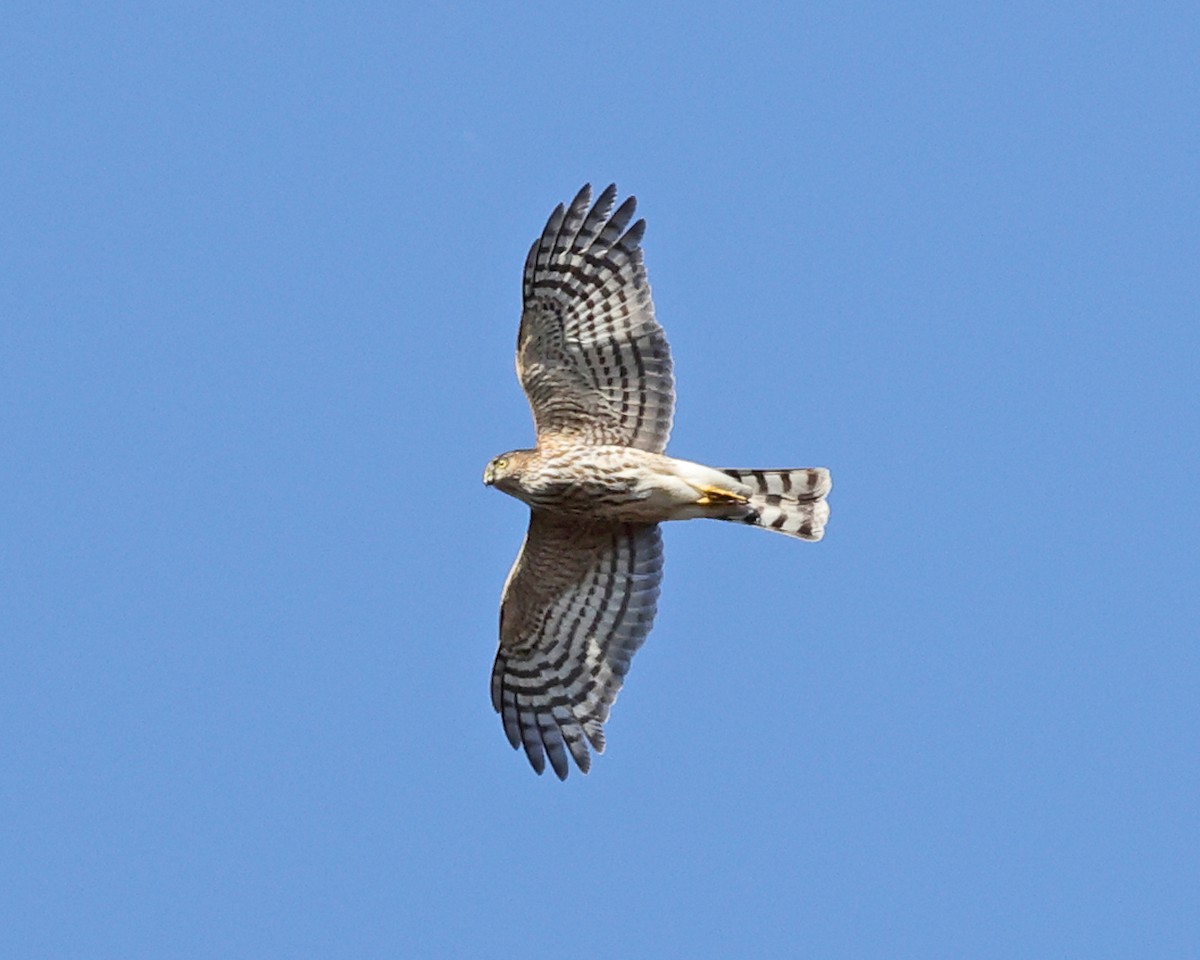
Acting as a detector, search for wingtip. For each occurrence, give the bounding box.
[569,183,592,209]
[621,217,647,250]
[609,194,638,231]
[525,745,546,776]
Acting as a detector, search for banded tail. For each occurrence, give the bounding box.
[719,467,832,541]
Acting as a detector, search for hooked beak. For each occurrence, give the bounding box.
[483,462,495,486]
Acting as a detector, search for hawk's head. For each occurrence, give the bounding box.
[483,451,528,492]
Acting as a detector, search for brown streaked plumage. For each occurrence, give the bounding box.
[486,184,832,779]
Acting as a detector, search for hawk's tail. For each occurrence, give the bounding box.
[718,467,831,541]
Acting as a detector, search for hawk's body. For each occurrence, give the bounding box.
[485,185,831,779]
[490,444,828,528]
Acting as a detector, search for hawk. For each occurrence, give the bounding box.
[485,184,831,779]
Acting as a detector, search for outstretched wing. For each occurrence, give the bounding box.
[517,183,675,453]
[491,512,663,779]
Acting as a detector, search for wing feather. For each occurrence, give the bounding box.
[491,512,664,779]
[517,184,675,453]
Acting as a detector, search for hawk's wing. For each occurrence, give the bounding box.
[491,512,663,779]
[517,184,675,453]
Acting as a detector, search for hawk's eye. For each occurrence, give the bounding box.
[495,457,508,469]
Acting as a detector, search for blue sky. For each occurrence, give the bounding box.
[3,2,1197,957]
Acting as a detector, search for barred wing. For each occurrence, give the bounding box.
[491,513,663,779]
[518,184,675,453]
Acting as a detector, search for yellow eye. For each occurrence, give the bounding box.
[495,457,508,469]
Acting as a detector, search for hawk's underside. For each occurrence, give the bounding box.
[485,184,831,779]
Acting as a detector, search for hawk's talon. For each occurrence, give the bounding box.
[695,484,749,506]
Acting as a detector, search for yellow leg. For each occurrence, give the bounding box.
[695,484,750,506]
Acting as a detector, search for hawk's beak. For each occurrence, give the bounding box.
[483,463,495,486]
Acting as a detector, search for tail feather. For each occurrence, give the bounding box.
[718,468,832,541]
